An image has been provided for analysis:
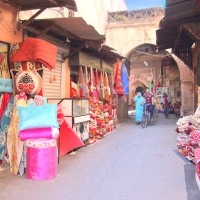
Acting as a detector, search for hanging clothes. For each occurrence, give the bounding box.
[121,63,129,96]
[85,66,89,96]
[95,69,100,99]
[0,53,10,79]
[100,71,104,101]
[0,96,14,160]
[0,93,11,121]
[7,94,27,174]
[114,62,124,98]
[90,68,98,99]
[149,81,153,93]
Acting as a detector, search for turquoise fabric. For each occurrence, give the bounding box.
[17,104,59,132]
[134,92,145,122]
[0,96,14,160]
[0,78,13,93]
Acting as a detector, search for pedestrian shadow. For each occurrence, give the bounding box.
[184,164,200,200]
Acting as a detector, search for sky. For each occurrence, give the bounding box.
[125,0,164,10]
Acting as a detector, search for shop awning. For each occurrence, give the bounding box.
[28,18,105,41]
[160,0,200,28]
[1,0,77,11]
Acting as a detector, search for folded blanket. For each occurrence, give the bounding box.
[12,38,57,71]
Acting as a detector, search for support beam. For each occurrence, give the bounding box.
[15,8,46,33]
[192,0,200,18]
[67,44,85,58]
[35,23,55,38]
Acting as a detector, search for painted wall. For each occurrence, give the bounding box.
[0,2,23,43]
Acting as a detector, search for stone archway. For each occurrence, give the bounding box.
[128,43,164,103]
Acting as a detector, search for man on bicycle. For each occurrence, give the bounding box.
[143,88,154,121]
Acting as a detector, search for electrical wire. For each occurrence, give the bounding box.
[0,23,15,32]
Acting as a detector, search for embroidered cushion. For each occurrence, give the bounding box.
[18,104,59,132]
[11,69,43,96]
[0,78,13,93]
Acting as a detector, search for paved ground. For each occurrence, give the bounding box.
[0,114,199,200]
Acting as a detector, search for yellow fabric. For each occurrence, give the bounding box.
[7,98,26,174]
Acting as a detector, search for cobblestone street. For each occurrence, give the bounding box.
[0,115,199,200]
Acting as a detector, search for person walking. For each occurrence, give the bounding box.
[161,92,171,118]
[134,92,145,124]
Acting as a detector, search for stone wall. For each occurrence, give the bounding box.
[106,8,164,56]
[172,55,194,115]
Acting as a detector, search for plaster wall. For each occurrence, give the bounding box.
[0,2,23,43]
[19,0,127,36]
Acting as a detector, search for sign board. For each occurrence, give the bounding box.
[156,87,168,96]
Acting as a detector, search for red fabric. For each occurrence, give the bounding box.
[114,62,124,98]
[164,95,169,108]
[194,148,200,163]
[59,120,84,157]
[95,69,100,98]
[192,131,200,142]
[0,93,11,120]
[12,38,57,71]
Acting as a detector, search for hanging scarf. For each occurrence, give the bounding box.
[91,68,98,98]
[85,66,89,95]
[121,63,129,95]
[149,80,153,93]
[105,72,111,95]
[0,96,14,160]
[95,69,100,99]
[100,71,104,100]
[0,93,11,121]
[114,62,124,98]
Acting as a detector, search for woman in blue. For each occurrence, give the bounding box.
[134,92,145,124]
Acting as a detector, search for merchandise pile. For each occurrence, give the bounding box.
[176,115,200,163]
[88,97,116,145]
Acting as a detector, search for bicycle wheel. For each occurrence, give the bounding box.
[141,113,147,128]
[154,108,158,118]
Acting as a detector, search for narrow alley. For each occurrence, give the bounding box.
[0,115,199,200]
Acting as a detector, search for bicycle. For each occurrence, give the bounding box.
[141,104,155,128]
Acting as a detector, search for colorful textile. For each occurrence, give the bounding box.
[7,97,27,174]
[100,71,104,100]
[0,96,14,160]
[194,148,200,163]
[0,78,13,93]
[0,53,10,79]
[0,93,11,120]
[12,38,57,71]
[26,139,57,180]
[192,131,200,142]
[96,69,100,98]
[121,63,129,95]
[134,92,145,122]
[20,128,59,141]
[114,62,124,98]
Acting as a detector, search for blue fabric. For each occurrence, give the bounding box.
[121,63,129,95]
[18,104,59,132]
[134,92,145,122]
[0,78,13,93]
[0,96,14,160]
